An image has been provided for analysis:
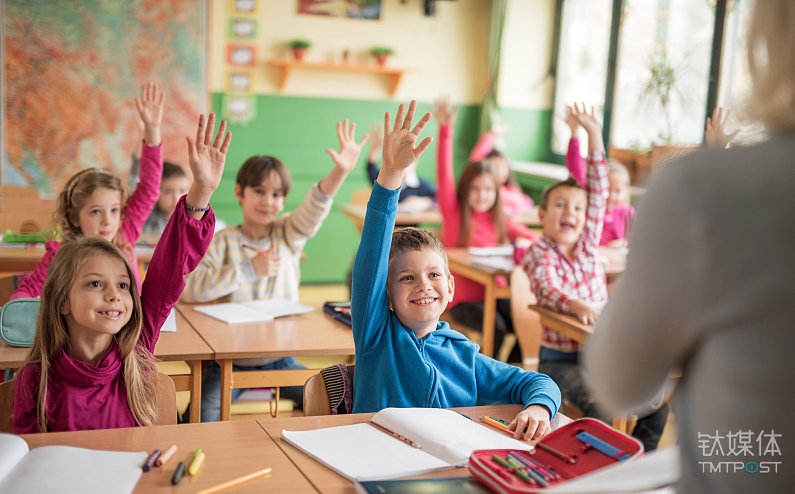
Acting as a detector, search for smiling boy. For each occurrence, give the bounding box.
[352,101,560,441]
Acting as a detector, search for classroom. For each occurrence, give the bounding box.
[0,0,792,493]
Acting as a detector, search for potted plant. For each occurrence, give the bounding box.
[370,47,394,66]
[288,39,311,61]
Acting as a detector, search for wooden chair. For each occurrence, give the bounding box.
[509,267,543,371]
[350,188,372,205]
[0,372,177,432]
[0,273,16,307]
[303,364,355,417]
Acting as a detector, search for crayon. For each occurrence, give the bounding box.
[197,468,272,494]
[171,462,186,485]
[142,450,161,472]
[156,445,177,467]
[189,450,206,475]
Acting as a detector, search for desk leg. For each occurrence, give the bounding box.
[188,360,202,424]
[482,282,496,358]
[219,359,234,422]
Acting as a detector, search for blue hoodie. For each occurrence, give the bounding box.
[351,183,561,415]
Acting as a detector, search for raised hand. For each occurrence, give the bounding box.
[250,247,281,278]
[184,114,231,215]
[430,96,459,128]
[378,101,433,190]
[367,123,383,163]
[134,81,165,146]
[325,119,369,172]
[570,103,604,152]
[705,107,739,149]
[564,105,580,138]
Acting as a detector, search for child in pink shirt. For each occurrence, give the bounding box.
[12,82,166,299]
[13,113,231,433]
[433,97,539,361]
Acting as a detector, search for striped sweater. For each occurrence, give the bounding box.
[182,183,334,305]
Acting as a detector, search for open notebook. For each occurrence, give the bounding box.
[0,434,146,494]
[281,408,533,482]
[194,299,315,324]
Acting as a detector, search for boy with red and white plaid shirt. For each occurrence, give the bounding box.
[521,104,668,451]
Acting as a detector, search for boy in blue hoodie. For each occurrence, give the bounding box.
[351,101,561,440]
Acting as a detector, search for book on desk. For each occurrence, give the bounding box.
[193,298,315,324]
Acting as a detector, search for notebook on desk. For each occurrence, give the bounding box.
[194,299,315,324]
[281,407,532,482]
[0,434,146,494]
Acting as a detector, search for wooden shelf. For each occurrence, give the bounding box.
[267,59,415,96]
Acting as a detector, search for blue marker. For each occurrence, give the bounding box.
[575,431,631,461]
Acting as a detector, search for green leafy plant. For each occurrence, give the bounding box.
[288,39,311,49]
[640,49,689,144]
[370,47,394,56]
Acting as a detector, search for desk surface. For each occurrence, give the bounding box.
[445,248,515,277]
[260,405,572,494]
[0,311,211,368]
[176,303,355,360]
[21,420,315,493]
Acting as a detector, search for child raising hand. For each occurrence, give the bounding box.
[13,114,231,433]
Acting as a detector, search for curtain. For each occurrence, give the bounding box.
[479,0,509,136]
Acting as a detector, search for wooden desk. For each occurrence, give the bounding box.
[445,248,514,358]
[528,305,592,344]
[0,311,211,423]
[177,303,355,422]
[340,204,539,235]
[0,244,154,275]
[21,420,315,493]
[260,404,573,494]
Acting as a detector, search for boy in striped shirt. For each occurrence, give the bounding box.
[182,120,368,422]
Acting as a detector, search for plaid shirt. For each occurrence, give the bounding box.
[522,151,609,353]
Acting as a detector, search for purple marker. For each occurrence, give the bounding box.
[142,450,162,472]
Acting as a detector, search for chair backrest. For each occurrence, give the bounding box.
[303,364,355,416]
[0,273,16,307]
[509,267,543,371]
[0,371,176,432]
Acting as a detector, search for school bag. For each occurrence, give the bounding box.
[0,298,40,347]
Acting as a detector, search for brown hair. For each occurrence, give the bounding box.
[162,162,187,180]
[746,0,795,131]
[236,155,292,195]
[389,227,450,277]
[456,161,506,247]
[54,168,130,253]
[486,148,520,188]
[21,236,157,432]
[540,177,586,210]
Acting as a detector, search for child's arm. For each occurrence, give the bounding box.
[319,119,369,197]
[9,242,58,300]
[475,355,561,441]
[570,104,608,248]
[120,82,166,245]
[564,105,586,186]
[180,234,245,303]
[139,113,230,351]
[431,97,460,239]
[351,101,432,352]
[469,130,495,162]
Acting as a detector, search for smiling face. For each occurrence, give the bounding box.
[387,248,455,338]
[467,173,498,213]
[235,170,287,228]
[60,252,133,340]
[72,188,123,242]
[539,186,588,252]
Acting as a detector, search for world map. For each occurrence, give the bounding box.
[3,0,206,193]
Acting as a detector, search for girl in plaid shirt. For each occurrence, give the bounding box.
[522,104,668,451]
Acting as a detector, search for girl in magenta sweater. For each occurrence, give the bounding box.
[432,97,540,361]
[11,82,166,299]
[12,114,231,433]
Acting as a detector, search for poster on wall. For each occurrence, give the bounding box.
[298,0,381,20]
[1,0,208,191]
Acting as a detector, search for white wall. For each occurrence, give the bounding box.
[209,0,490,103]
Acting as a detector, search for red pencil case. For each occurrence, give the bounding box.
[469,418,644,493]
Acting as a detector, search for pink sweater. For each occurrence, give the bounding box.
[566,137,636,245]
[12,196,215,433]
[469,130,535,215]
[438,125,539,306]
[11,143,162,299]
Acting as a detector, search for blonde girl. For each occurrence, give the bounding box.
[12,113,231,433]
[11,82,166,299]
[432,96,539,362]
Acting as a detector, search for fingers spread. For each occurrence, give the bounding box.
[394,104,405,132]
[403,100,417,130]
[205,113,217,146]
[384,111,392,135]
[336,121,344,143]
[415,136,433,158]
[411,112,432,137]
[357,133,370,147]
[220,131,232,155]
[134,98,143,114]
[195,114,205,146]
[213,119,228,148]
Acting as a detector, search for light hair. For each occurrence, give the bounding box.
[746,0,795,131]
[54,168,131,254]
[540,177,586,210]
[21,236,157,432]
[607,160,630,183]
[389,227,450,277]
[456,161,506,247]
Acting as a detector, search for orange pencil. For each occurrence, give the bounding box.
[196,468,272,494]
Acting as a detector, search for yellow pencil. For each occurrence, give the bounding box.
[196,468,272,494]
[188,450,205,476]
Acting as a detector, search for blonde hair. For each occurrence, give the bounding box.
[746,0,795,131]
[22,237,157,432]
[54,169,132,255]
[607,160,630,184]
